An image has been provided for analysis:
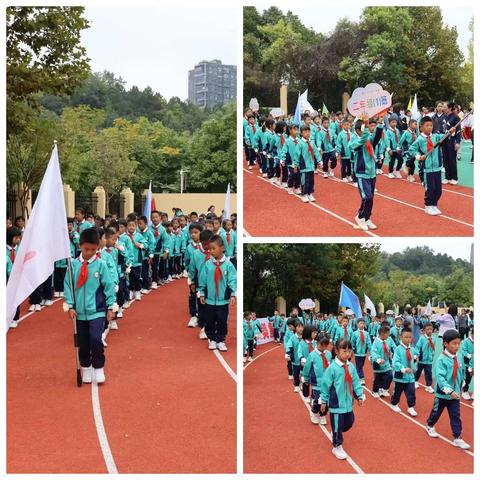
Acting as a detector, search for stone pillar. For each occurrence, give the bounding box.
[342,92,350,113]
[142,189,149,213]
[276,296,287,315]
[63,184,75,217]
[120,187,134,218]
[377,302,384,314]
[280,84,288,117]
[92,186,106,218]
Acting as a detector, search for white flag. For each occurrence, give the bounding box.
[298,89,315,115]
[6,144,71,329]
[364,293,377,317]
[411,93,421,120]
[424,300,432,316]
[224,183,231,220]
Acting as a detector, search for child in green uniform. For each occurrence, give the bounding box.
[286,320,303,391]
[460,327,474,400]
[268,310,282,343]
[126,219,145,301]
[320,339,365,460]
[336,119,353,182]
[283,317,297,379]
[385,116,403,178]
[63,228,117,384]
[220,218,236,269]
[185,222,204,329]
[138,215,155,293]
[390,328,418,416]
[399,119,418,182]
[298,324,317,403]
[426,329,470,449]
[370,325,394,398]
[243,312,261,362]
[414,322,435,393]
[351,318,371,385]
[303,334,332,425]
[319,117,337,178]
[294,125,320,203]
[7,227,22,328]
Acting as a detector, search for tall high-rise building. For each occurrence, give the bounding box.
[188,59,236,109]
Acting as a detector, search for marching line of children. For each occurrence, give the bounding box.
[255,305,473,460]
[7,206,237,381]
[244,104,461,231]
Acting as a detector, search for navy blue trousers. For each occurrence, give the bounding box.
[76,316,105,368]
[373,370,393,393]
[204,303,229,343]
[292,364,301,386]
[287,166,301,188]
[331,411,355,447]
[311,389,329,416]
[354,355,366,379]
[301,171,315,195]
[415,363,433,386]
[391,381,416,407]
[141,259,150,289]
[322,151,337,172]
[129,266,142,292]
[427,397,462,438]
[357,177,376,220]
[424,171,442,206]
[388,151,403,172]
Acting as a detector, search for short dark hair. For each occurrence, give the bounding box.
[79,227,100,245]
[443,329,461,344]
[300,125,310,133]
[419,116,433,128]
[199,229,214,242]
[317,334,331,347]
[209,234,224,247]
[189,222,204,233]
[7,227,22,246]
[335,339,352,350]
[447,304,458,317]
[105,227,116,239]
[138,215,148,223]
[302,325,317,340]
[379,325,391,335]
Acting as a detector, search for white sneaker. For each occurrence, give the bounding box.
[262,173,267,178]
[462,391,471,400]
[182,271,188,278]
[109,320,118,330]
[101,332,108,347]
[288,375,293,380]
[415,382,419,389]
[366,219,377,230]
[44,299,53,306]
[122,301,130,309]
[308,194,316,202]
[442,179,449,184]
[319,416,327,425]
[301,195,309,203]
[269,177,276,184]
[199,328,208,340]
[294,386,300,392]
[360,379,365,385]
[288,188,294,195]
[303,396,310,404]
[94,368,105,384]
[426,425,439,437]
[40,300,45,306]
[135,291,141,301]
[35,304,42,311]
[329,170,335,177]
[425,386,434,393]
[449,179,458,185]
[217,342,227,352]
[425,206,438,216]
[82,366,93,384]
[54,292,60,298]
[310,411,320,424]
[10,320,18,329]
[248,356,253,362]
[394,171,402,179]
[243,357,247,363]
[129,291,134,301]
[390,404,402,413]
[347,176,353,182]
[380,389,390,397]
[28,304,35,312]
[408,175,415,183]
[59,292,64,297]
[141,288,150,295]
[388,173,395,179]
[281,182,288,188]
[323,172,329,178]
[453,438,470,449]
[151,282,158,289]
[208,340,217,350]
[407,407,418,417]
[353,182,358,187]
[371,392,380,398]
[188,316,198,328]
[248,165,252,170]
[342,177,349,183]
[117,309,123,319]
[432,206,442,215]
[354,216,368,231]
[294,188,302,195]
[332,445,347,460]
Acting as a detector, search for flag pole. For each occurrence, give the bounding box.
[67,257,82,387]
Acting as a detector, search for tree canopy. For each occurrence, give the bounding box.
[244,244,473,316]
[244,6,473,112]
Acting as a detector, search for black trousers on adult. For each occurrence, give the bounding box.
[330,411,355,447]
[442,142,458,180]
[357,177,376,221]
[415,363,432,386]
[54,266,67,293]
[373,370,393,393]
[204,303,229,343]
[391,381,416,407]
[424,171,442,206]
[76,316,105,368]
[427,397,462,438]
[29,275,53,304]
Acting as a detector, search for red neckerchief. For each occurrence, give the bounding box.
[308,340,313,353]
[128,233,138,249]
[294,138,298,145]
[405,345,412,367]
[347,131,351,141]
[391,128,398,143]
[383,341,390,358]
[226,232,231,245]
[427,336,435,350]
[76,256,96,288]
[343,363,353,397]
[443,352,458,384]
[366,139,374,158]
[343,326,348,338]
[319,350,329,369]
[153,225,159,238]
[252,124,256,134]
[427,135,433,153]
[213,260,223,297]
[325,128,330,143]
[280,134,285,146]
[307,140,315,160]
[9,247,15,263]
[106,247,111,253]
[410,129,417,141]
[360,330,365,345]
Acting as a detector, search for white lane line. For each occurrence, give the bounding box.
[248,169,376,238]
[244,168,253,174]
[213,349,237,382]
[330,176,473,228]
[244,228,252,237]
[416,381,474,410]
[389,176,474,198]
[91,381,118,474]
[243,344,280,370]
[295,391,364,474]
[16,298,63,325]
[363,386,474,457]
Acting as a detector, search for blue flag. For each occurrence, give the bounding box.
[293,92,301,125]
[339,282,363,319]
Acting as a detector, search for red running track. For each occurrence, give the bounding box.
[243,164,473,237]
[244,344,473,474]
[7,278,236,473]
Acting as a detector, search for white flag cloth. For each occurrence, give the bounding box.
[364,293,377,317]
[6,144,70,330]
[224,183,231,220]
[411,93,421,120]
[143,180,152,226]
[298,89,315,115]
[424,300,432,316]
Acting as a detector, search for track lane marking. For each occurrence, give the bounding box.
[213,349,237,382]
[14,298,63,325]
[243,344,280,370]
[363,386,474,457]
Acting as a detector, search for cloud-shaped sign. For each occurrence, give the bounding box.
[299,298,316,311]
[347,83,392,118]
